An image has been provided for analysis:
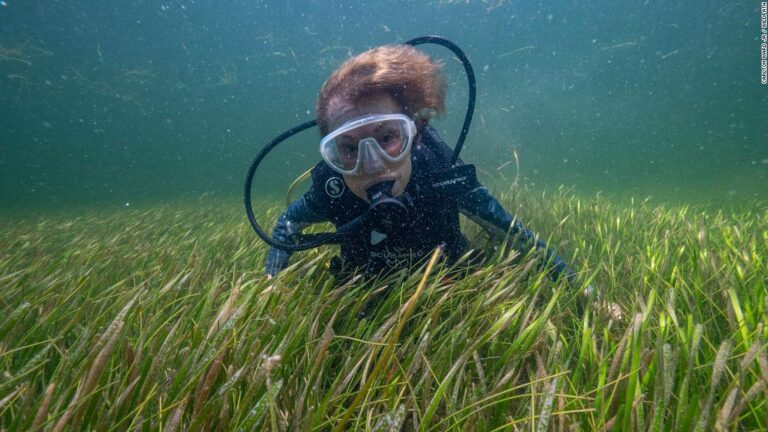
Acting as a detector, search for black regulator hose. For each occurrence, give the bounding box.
[243,120,326,252]
[404,35,476,166]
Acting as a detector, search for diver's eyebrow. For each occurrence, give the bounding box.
[337,133,358,144]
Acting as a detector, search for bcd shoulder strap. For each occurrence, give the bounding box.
[420,126,480,199]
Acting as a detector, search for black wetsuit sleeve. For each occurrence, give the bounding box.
[458,186,577,285]
[265,194,327,276]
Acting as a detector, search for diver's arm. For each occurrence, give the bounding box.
[458,186,577,285]
[265,196,326,276]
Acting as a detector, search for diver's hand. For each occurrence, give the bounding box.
[262,273,276,296]
[596,298,623,321]
[583,284,623,321]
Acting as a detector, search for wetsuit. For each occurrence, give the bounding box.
[266,127,576,283]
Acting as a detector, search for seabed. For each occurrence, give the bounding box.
[1,189,766,431]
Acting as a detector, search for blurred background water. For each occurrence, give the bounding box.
[1,0,766,214]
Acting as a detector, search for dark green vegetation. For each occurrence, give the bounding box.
[1,189,766,430]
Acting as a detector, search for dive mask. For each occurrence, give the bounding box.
[320,113,417,176]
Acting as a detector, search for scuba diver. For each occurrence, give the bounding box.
[252,40,580,285]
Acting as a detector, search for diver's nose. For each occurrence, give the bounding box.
[357,138,386,174]
[360,156,385,174]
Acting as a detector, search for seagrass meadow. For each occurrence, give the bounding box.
[0,188,766,431]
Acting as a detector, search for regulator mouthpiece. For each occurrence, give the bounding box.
[366,180,408,233]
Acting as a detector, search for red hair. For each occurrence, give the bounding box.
[316,45,446,135]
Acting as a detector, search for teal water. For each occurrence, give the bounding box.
[1,1,766,214]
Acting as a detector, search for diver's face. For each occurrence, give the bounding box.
[326,94,413,201]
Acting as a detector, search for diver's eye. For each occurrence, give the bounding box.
[378,128,403,155]
[340,142,358,159]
